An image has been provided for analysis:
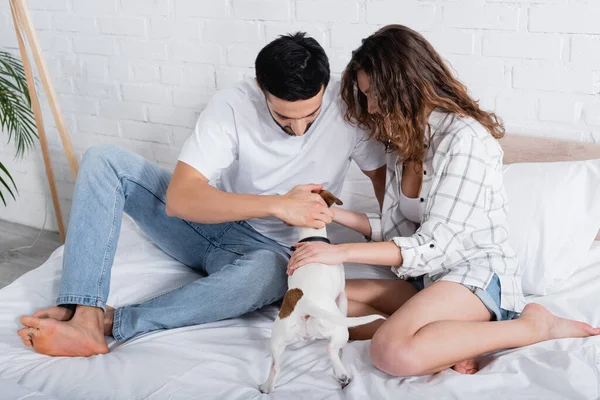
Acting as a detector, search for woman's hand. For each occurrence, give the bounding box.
[287,242,347,275]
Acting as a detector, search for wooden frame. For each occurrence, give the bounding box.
[501,134,600,164]
[9,0,79,243]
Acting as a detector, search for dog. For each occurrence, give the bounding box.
[259,190,386,394]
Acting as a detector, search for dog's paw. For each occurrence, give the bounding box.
[259,383,272,394]
[338,375,352,389]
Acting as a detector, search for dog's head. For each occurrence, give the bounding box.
[312,189,343,208]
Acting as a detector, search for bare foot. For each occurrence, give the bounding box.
[18,307,108,357]
[520,303,600,341]
[17,326,34,348]
[28,305,116,336]
[33,306,74,321]
[18,306,74,348]
[452,359,479,374]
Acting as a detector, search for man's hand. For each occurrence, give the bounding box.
[274,184,334,229]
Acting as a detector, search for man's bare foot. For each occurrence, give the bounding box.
[32,306,74,321]
[18,306,75,348]
[452,359,479,374]
[520,303,600,341]
[18,306,108,357]
[27,305,115,336]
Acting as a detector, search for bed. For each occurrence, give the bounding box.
[1,135,599,400]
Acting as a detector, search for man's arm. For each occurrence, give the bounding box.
[166,161,334,228]
[362,165,386,211]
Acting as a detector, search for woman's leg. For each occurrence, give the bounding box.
[345,278,479,374]
[345,279,418,340]
[370,281,600,377]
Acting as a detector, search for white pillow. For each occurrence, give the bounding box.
[503,160,600,295]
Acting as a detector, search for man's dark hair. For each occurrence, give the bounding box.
[255,32,330,102]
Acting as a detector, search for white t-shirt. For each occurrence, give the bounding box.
[178,77,385,247]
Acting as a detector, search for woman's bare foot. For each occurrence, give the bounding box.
[520,303,600,341]
[32,306,74,321]
[18,306,108,357]
[452,359,479,374]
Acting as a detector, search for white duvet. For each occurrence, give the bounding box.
[1,182,599,399]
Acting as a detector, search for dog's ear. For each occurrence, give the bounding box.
[312,189,343,208]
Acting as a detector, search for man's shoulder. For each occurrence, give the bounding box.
[326,77,342,95]
[319,78,356,129]
[322,77,342,110]
[209,78,261,109]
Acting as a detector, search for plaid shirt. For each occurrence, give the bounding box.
[367,112,525,312]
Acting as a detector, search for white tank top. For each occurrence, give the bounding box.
[399,188,422,223]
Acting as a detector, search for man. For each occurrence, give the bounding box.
[18,32,386,357]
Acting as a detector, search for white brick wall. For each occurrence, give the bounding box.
[0,0,599,231]
[444,4,519,31]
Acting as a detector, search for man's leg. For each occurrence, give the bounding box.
[112,247,288,341]
[19,145,216,356]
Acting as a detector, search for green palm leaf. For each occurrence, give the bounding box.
[0,49,38,204]
[0,161,16,206]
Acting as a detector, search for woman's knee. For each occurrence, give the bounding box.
[370,329,424,377]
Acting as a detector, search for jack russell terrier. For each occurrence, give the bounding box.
[259,190,385,394]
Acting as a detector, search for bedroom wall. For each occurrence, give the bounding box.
[0,0,599,231]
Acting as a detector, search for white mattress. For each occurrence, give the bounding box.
[1,182,599,399]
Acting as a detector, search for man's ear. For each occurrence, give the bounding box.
[312,189,343,208]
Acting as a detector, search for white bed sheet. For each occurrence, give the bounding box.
[1,213,599,399]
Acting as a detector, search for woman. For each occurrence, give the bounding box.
[286,25,600,377]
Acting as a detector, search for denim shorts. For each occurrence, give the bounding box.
[407,273,519,321]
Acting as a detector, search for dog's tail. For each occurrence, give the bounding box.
[301,298,385,328]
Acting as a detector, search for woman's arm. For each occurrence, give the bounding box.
[286,241,403,274]
[333,207,372,237]
[341,242,403,266]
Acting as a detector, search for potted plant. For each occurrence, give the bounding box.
[0,50,37,206]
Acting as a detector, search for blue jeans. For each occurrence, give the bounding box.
[58,145,290,341]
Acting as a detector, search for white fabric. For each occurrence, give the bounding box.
[177,77,386,247]
[398,188,422,224]
[367,112,525,312]
[1,216,599,399]
[0,379,58,400]
[503,160,600,295]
